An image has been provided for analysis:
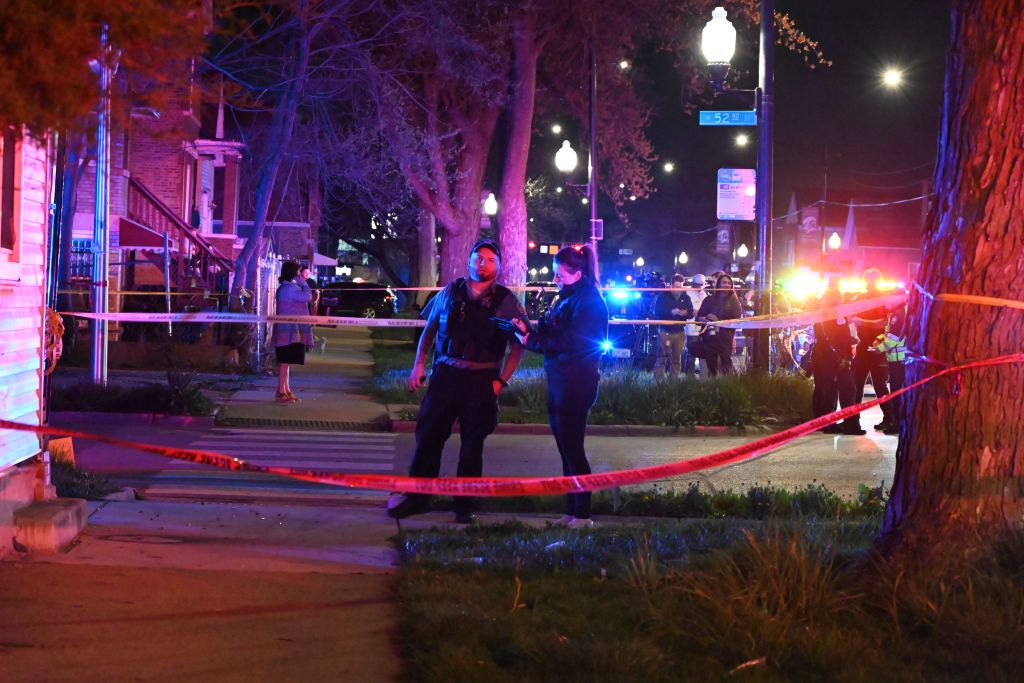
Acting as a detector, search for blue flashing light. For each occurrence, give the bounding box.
[633,292,641,300]
[600,339,614,353]
[608,289,630,301]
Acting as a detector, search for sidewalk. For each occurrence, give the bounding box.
[0,497,562,683]
[215,325,392,431]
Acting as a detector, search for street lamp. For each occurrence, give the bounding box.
[737,243,749,259]
[663,161,675,173]
[828,232,841,250]
[701,6,736,91]
[551,123,563,134]
[735,133,750,147]
[483,192,498,216]
[881,67,904,89]
[702,4,774,371]
[678,251,688,266]
[555,140,578,173]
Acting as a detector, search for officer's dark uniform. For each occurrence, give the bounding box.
[811,311,861,434]
[402,276,525,517]
[524,277,608,519]
[850,295,892,430]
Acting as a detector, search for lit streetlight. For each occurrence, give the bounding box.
[735,133,750,147]
[736,243,749,259]
[828,232,842,250]
[483,192,498,216]
[663,161,675,173]
[678,251,689,265]
[581,197,589,205]
[635,257,645,267]
[702,4,775,371]
[881,67,904,89]
[554,140,578,173]
[551,123,563,134]
[618,59,630,71]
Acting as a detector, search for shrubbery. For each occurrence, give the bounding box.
[50,370,213,415]
[370,365,813,427]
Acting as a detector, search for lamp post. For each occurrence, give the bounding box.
[702,4,774,371]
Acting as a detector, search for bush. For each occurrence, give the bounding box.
[50,370,213,415]
[369,364,813,427]
[50,460,121,499]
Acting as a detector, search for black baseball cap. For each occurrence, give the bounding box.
[471,239,501,258]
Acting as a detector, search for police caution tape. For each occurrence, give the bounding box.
[59,293,908,330]
[3,352,1020,496]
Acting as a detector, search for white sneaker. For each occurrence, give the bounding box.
[566,517,594,529]
[553,514,575,526]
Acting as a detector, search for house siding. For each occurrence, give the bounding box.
[0,133,47,471]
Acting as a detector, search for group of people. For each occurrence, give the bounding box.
[651,271,743,379]
[809,268,907,436]
[387,239,608,527]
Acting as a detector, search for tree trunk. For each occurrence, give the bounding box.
[497,13,541,289]
[230,12,310,295]
[415,204,436,306]
[878,0,1024,557]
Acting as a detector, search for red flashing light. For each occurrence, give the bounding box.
[528,241,537,249]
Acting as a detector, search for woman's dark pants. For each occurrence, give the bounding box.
[546,363,599,518]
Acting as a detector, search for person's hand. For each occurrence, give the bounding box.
[671,308,682,316]
[706,313,719,322]
[511,318,530,345]
[407,365,427,392]
[492,379,503,397]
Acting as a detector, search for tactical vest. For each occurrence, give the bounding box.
[438,278,510,364]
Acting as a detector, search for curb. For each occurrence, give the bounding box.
[389,420,750,437]
[50,412,216,428]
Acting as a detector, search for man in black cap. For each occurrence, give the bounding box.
[388,239,527,524]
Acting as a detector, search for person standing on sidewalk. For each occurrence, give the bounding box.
[849,268,894,432]
[811,287,863,434]
[388,239,527,524]
[871,304,907,436]
[683,273,709,375]
[652,273,694,381]
[271,261,313,404]
[511,245,608,528]
[695,272,742,376]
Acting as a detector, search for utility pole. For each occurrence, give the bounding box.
[754,0,775,372]
[91,26,111,386]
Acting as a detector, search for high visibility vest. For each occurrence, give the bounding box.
[872,326,906,363]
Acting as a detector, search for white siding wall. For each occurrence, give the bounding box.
[0,134,48,471]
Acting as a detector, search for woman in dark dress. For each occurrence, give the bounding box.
[513,246,608,527]
[271,261,313,403]
[695,272,743,376]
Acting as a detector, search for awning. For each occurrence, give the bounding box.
[118,217,170,250]
[312,252,337,267]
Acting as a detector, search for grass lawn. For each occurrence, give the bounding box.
[395,515,1024,682]
[366,333,812,428]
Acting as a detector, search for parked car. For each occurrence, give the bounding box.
[318,282,397,318]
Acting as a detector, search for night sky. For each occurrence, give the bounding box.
[620,0,951,275]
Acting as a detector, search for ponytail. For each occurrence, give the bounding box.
[554,245,598,284]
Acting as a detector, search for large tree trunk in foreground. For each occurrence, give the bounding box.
[879,0,1024,556]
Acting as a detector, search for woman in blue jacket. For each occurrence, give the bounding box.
[513,246,608,527]
[270,261,313,403]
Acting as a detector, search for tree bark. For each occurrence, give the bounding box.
[415,204,436,307]
[497,12,542,289]
[230,7,310,296]
[878,0,1024,557]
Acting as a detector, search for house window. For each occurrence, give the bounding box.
[0,126,18,252]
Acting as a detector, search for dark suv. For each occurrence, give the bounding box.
[318,282,398,318]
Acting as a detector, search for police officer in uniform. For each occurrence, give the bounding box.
[388,240,526,524]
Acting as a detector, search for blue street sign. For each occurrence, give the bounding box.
[699,110,757,126]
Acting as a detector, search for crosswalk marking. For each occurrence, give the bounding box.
[186,428,399,475]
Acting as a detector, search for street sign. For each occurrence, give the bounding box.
[618,248,633,256]
[590,218,604,241]
[699,110,757,126]
[717,168,756,221]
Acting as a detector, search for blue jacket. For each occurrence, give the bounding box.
[525,278,609,370]
[271,279,314,348]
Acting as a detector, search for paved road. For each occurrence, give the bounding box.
[391,404,896,499]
